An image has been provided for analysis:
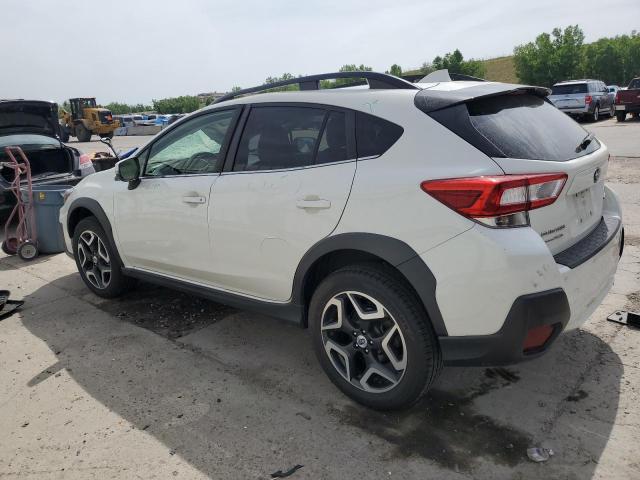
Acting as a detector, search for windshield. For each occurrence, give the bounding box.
[0,134,60,150]
[551,84,588,95]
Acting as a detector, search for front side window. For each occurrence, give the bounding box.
[145,109,236,176]
[234,106,327,171]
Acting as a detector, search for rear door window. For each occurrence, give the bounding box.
[355,112,403,158]
[467,94,599,161]
[234,106,326,171]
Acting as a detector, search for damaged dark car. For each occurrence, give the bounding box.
[0,100,94,213]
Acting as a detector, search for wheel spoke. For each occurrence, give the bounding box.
[77,243,88,267]
[324,339,356,382]
[381,325,407,371]
[98,264,111,287]
[97,238,110,263]
[85,268,101,289]
[321,297,344,331]
[359,359,402,392]
[346,292,386,321]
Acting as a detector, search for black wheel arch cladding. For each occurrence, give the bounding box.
[68,198,125,268]
[292,233,448,336]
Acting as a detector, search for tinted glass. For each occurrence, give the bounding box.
[234,107,325,171]
[468,94,600,161]
[356,112,403,158]
[629,79,640,89]
[551,84,588,95]
[145,109,235,176]
[316,111,347,164]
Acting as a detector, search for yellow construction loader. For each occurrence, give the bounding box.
[59,98,120,142]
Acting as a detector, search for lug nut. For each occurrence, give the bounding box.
[353,331,357,336]
[369,340,373,345]
[365,349,369,354]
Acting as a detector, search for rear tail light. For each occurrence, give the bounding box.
[614,92,620,104]
[584,95,592,105]
[421,173,567,228]
[79,153,92,168]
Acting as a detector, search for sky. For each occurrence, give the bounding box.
[2,0,638,104]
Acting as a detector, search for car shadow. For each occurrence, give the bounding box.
[19,273,622,478]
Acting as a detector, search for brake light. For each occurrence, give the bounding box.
[79,153,92,168]
[584,95,592,104]
[421,173,567,228]
[615,92,620,104]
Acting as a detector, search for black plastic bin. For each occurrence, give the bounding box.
[21,185,73,254]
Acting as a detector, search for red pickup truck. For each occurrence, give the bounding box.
[615,77,640,122]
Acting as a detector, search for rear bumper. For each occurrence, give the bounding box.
[440,289,570,366]
[615,104,640,113]
[558,106,590,115]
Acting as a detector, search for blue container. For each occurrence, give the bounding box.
[21,185,73,254]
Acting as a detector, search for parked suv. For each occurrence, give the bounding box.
[60,72,623,410]
[549,79,614,121]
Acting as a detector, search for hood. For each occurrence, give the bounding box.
[0,100,61,138]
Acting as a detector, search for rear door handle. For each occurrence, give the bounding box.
[296,198,331,210]
[182,195,206,204]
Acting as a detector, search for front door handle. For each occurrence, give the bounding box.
[296,198,331,210]
[182,195,206,204]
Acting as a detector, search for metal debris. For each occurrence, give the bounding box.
[607,310,640,328]
[271,464,303,478]
[527,447,554,463]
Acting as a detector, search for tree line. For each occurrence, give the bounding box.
[514,26,640,87]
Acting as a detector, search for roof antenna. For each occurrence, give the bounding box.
[420,69,452,83]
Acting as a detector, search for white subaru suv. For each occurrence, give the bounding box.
[60,71,623,410]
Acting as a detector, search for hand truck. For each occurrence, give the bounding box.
[1,146,38,260]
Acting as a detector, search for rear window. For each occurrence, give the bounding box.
[466,94,599,161]
[551,84,588,95]
[629,79,640,89]
[355,112,403,158]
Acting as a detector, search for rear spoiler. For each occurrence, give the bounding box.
[414,83,552,113]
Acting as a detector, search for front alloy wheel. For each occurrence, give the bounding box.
[77,230,111,289]
[321,291,406,393]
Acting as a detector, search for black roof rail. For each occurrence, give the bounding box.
[214,71,419,104]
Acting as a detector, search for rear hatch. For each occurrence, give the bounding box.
[0,100,61,138]
[549,83,589,110]
[417,85,606,255]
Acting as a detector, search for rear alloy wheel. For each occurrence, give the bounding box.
[609,104,615,117]
[591,105,600,122]
[309,265,442,410]
[73,216,135,298]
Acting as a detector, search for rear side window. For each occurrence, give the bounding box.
[551,84,587,95]
[629,79,640,89]
[466,94,599,161]
[234,106,325,171]
[355,112,403,158]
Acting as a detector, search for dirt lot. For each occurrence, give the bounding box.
[1,117,640,479]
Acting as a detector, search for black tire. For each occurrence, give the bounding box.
[616,112,626,122]
[60,125,70,143]
[75,123,91,142]
[1,238,17,255]
[72,216,135,298]
[309,265,442,411]
[590,105,600,122]
[17,241,38,261]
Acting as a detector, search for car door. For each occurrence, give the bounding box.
[208,104,357,301]
[113,107,240,283]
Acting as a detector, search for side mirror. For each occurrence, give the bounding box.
[115,157,141,190]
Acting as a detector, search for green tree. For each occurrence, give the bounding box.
[388,64,403,77]
[430,49,485,78]
[152,96,199,114]
[514,25,585,86]
[105,102,153,114]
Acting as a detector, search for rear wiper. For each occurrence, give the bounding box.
[576,132,595,152]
